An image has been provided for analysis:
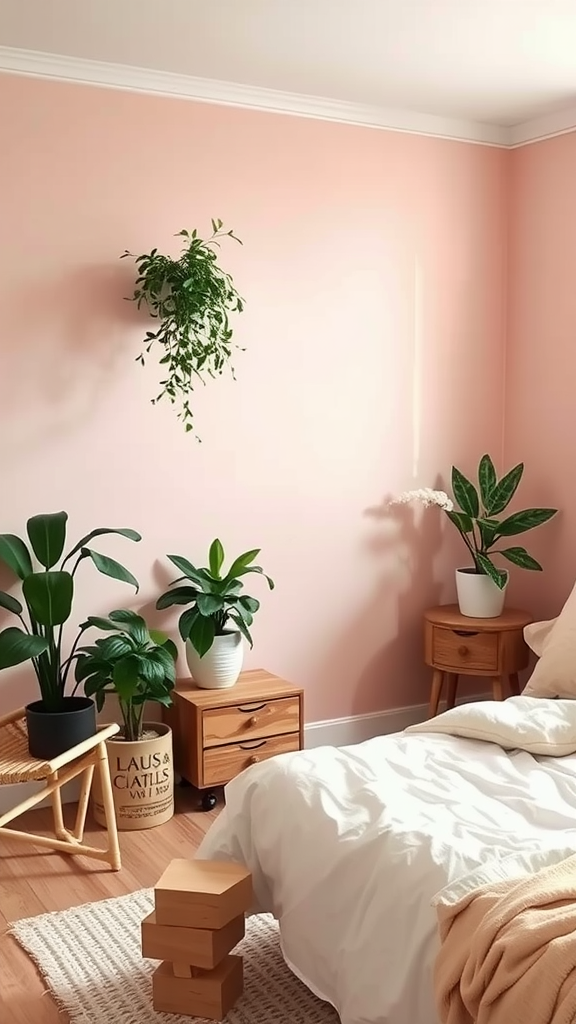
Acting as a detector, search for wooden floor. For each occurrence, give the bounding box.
[0,788,218,1023]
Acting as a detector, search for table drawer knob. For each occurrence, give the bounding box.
[458,645,469,656]
[249,755,260,765]
[249,716,259,727]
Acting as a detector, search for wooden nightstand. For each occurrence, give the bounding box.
[164,669,304,809]
[424,605,532,718]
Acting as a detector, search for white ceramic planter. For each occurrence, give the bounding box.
[455,567,508,619]
[92,722,173,831]
[186,631,244,689]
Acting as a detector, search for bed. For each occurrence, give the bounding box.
[197,697,576,1024]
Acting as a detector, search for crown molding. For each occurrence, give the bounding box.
[0,45,509,146]
[509,104,576,147]
[1,46,575,149]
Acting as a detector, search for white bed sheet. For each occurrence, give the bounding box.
[197,732,576,1024]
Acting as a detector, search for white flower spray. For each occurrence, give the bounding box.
[391,488,454,512]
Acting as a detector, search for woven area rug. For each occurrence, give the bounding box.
[11,889,339,1023]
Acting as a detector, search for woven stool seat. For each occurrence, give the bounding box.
[0,718,52,784]
[0,707,122,870]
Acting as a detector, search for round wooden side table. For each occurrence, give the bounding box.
[424,605,533,718]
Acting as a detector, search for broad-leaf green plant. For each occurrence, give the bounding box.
[447,455,557,589]
[0,513,141,710]
[121,220,244,434]
[74,610,177,742]
[156,539,274,658]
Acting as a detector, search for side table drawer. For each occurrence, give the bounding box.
[202,733,300,787]
[202,696,300,748]
[432,626,498,672]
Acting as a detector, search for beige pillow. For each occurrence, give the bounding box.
[523,583,576,697]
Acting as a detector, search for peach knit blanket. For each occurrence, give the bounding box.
[435,853,576,1024]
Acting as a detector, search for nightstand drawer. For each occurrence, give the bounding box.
[202,732,300,786]
[432,626,498,671]
[202,696,300,748]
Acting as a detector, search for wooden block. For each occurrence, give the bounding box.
[154,859,252,929]
[142,910,245,970]
[152,954,243,1020]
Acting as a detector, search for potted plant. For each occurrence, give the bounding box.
[394,456,558,618]
[121,220,244,435]
[74,609,177,830]
[156,539,274,689]
[0,512,140,758]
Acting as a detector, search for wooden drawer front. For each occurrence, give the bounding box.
[433,626,498,672]
[202,696,300,748]
[202,733,300,787]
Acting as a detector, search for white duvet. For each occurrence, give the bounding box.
[197,699,576,1024]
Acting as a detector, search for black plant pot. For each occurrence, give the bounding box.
[25,697,97,760]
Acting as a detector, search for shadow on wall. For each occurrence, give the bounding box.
[0,262,139,459]
[317,498,445,718]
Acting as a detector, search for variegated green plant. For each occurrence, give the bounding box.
[448,455,557,589]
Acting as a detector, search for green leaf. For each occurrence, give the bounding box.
[96,635,135,660]
[149,628,169,645]
[26,512,68,569]
[499,546,543,571]
[82,549,139,592]
[108,609,148,644]
[112,656,141,700]
[166,555,207,588]
[446,510,473,534]
[196,592,225,616]
[478,455,497,510]
[22,571,73,627]
[451,467,479,518]
[238,595,260,615]
[228,614,253,647]
[0,627,49,669]
[224,548,260,582]
[485,463,524,516]
[0,591,23,616]
[476,553,508,590]
[0,534,33,580]
[64,527,141,562]
[495,508,557,537]
[208,538,225,578]
[84,615,120,633]
[163,638,178,662]
[229,565,275,589]
[178,607,198,642]
[155,585,198,610]
[189,614,216,657]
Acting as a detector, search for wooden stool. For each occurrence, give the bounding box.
[143,858,252,1020]
[424,605,532,718]
[0,707,121,869]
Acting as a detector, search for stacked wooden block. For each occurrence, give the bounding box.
[142,858,252,1020]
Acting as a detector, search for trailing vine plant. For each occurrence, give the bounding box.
[121,220,244,434]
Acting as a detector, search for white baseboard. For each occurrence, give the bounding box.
[303,692,490,748]
[0,694,489,815]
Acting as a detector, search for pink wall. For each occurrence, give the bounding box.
[504,134,576,618]
[0,73,508,722]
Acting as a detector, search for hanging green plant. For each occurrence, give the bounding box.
[121,220,244,433]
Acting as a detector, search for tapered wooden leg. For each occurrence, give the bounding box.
[446,674,458,710]
[50,771,68,841]
[429,671,444,718]
[73,764,95,842]
[96,741,121,871]
[492,676,504,701]
[508,672,521,697]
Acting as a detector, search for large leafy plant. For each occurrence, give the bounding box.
[156,539,274,657]
[447,455,557,588]
[121,220,244,434]
[74,610,177,742]
[0,513,141,710]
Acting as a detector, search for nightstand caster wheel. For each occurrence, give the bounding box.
[201,791,218,811]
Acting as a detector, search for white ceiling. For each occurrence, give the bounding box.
[1,0,576,135]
